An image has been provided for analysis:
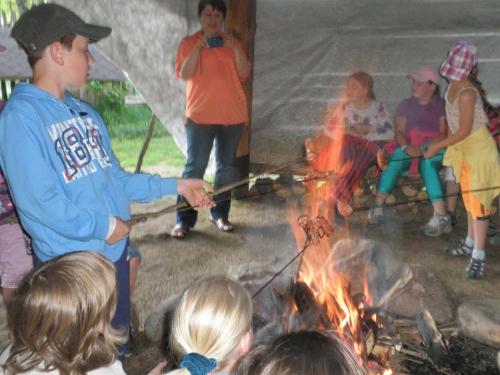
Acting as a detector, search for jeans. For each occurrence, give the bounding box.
[377,147,445,203]
[176,118,244,227]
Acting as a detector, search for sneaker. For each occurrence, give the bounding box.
[423,214,452,237]
[368,206,384,224]
[465,257,485,279]
[446,239,473,257]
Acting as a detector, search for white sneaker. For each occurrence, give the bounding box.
[368,206,384,224]
[423,214,452,237]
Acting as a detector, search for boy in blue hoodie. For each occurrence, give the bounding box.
[0,4,213,337]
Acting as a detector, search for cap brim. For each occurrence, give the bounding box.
[75,23,111,42]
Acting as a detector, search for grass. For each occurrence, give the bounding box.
[111,135,185,170]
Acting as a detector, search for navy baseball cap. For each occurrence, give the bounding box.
[11,4,111,53]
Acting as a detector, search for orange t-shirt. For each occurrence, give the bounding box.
[175,32,249,125]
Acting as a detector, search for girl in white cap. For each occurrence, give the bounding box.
[424,41,500,279]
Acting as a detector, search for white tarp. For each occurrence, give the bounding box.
[250,0,500,166]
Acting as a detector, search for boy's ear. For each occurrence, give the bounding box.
[49,42,65,66]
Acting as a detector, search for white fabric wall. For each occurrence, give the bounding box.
[54,1,500,167]
[251,0,500,165]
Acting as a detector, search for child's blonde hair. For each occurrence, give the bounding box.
[4,251,124,375]
[169,275,253,374]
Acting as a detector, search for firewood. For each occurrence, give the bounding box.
[371,344,395,365]
[401,185,418,197]
[375,266,413,308]
[290,281,332,330]
[416,309,448,365]
[416,190,428,201]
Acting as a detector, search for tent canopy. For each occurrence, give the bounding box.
[250,0,500,166]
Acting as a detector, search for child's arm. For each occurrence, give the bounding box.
[0,112,111,241]
[93,111,213,207]
[424,90,475,157]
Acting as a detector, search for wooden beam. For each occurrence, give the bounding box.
[225,0,257,159]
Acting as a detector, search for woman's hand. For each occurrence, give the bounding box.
[222,32,237,49]
[196,36,208,51]
[222,32,251,80]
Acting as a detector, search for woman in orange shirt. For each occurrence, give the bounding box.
[172,0,250,239]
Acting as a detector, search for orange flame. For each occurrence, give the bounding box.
[289,96,379,359]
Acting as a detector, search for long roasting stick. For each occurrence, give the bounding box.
[130,158,304,225]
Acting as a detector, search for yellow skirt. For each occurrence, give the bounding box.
[443,125,500,215]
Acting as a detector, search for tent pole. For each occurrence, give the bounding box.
[225,0,257,197]
[135,114,157,174]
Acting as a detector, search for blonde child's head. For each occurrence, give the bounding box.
[169,275,253,375]
[4,251,124,375]
[234,330,367,375]
[346,71,375,101]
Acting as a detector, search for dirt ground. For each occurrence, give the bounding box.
[0,182,499,368]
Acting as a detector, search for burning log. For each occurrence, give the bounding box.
[416,309,448,364]
[290,281,333,330]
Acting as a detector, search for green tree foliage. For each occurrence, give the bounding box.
[0,0,45,26]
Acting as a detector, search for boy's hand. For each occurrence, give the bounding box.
[177,179,215,210]
[105,217,130,244]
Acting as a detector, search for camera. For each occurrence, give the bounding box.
[207,36,224,48]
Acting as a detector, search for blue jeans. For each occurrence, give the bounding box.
[377,147,445,203]
[176,119,244,227]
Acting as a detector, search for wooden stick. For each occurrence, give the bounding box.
[135,115,157,174]
[130,158,304,225]
[375,266,413,308]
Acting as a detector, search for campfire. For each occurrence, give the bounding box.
[252,123,450,374]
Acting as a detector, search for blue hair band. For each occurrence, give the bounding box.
[180,352,217,375]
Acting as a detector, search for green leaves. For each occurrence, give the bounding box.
[0,0,45,27]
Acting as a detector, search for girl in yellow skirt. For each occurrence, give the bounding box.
[424,42,500,279]
[424,41,500,279]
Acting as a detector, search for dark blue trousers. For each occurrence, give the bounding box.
[176,118,244,227]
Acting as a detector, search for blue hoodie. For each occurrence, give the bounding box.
[0,83,177,262]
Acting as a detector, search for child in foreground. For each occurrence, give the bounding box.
[167,275,253,375]
[0,251,166,374]
[1,3,213,334]
[234,330,366,375]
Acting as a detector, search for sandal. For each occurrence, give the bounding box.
[465,257,485,279]
[171,224,189,239]
[446,239,472,257]
[210,217,234,232]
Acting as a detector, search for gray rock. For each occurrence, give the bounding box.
[386,264,456,323]
[458,300,500,349]
[144,292,181,344]
[229,261,293,323]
